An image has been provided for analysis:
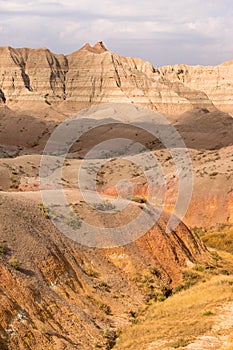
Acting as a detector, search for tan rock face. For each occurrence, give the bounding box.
[159,62,233,115]
[0,46,67,106]
[0,42,232,116]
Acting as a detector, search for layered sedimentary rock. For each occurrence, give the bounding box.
[159,61,233,115]
[0,192,209,350]
[0,42,232,116]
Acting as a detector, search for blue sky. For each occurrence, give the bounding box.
[0,0,232,66]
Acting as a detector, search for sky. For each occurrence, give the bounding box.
[0,0,232,66]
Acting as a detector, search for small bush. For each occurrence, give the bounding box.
[182,271,200,289]
[0,243,6,254]
[210,172,218,177]
[8,256,21,270]
[130,196,147,204]
[98,281,111,292]
[100,303,111,315]
[84,267,99,278]
[174,284,185,293]
[149,266,160,277]
[129,310,137,318]
[194,264,205,272]
[157,295,166,302]
[93,199,116,211]
[104,329,118,350]
[169,338,189,348]
[202,310,214,316]
[65,212,81,229]
[29,141,39,148]
[38,203,50,219]
[192,226,206,237]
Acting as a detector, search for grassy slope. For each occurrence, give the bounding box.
[114,250,233,349]
[202,230,233,255]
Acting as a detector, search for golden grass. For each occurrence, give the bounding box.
[114,251,233,349]
[202,230,233,254]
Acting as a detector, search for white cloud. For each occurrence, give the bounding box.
[0,0,232,65]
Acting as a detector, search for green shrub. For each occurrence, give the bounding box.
[84,267,99,278]
[98,281,111,292]
[202,310,214,316]
[100,303,111,315]
[157,295,166,302]
[29,141,39,148]
[194,264,205,272]
[65,212,81,229]
[148,266,160,277]
[8,256,21,270]
[130,196,147,204]
[93,199,116,211]
[104,329,118,350]
[182,271,200,289]
[38,203,50,219]
[191,226,206,237]
[129,310,137,318]
[174,284,185,293]
[0,243,6,254]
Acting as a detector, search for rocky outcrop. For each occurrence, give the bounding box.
[158,62,233,115]
[0,46,68,106]
[0,43,233,116]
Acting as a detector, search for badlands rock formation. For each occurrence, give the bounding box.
[0,43,232,350]
[0,191,209,350]
[0,42,233,116]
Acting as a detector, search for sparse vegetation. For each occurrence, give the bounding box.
[29,140,39,148]
[86,295,111,315]
[191,226,206,237]
[202,230,233,254]
[93,199,116,211]
[38,203,50,219]
[148,266,160,277]
[129,196,147,204]
[100,303,111,315]
[182,270,200,289]
[98,281,111,292]
[169,338,189,348]
[201,310,214,316]
[0,242,6,254]
[84,267,99,278]
[104,329,118,350]
[174,284,185,293]
[65,212,81,229]
[115,272,233,349]
[8,256,21,270]
[194,264,205,272]
[157,295,166,302]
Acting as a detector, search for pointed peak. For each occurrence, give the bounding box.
[81,43,92,50]
[80,41,108,54]
[93,41,107,53]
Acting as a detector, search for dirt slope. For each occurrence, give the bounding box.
[0,190,210,350]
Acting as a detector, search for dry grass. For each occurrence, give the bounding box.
[202,230,233,254]
[114,251,233,349]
